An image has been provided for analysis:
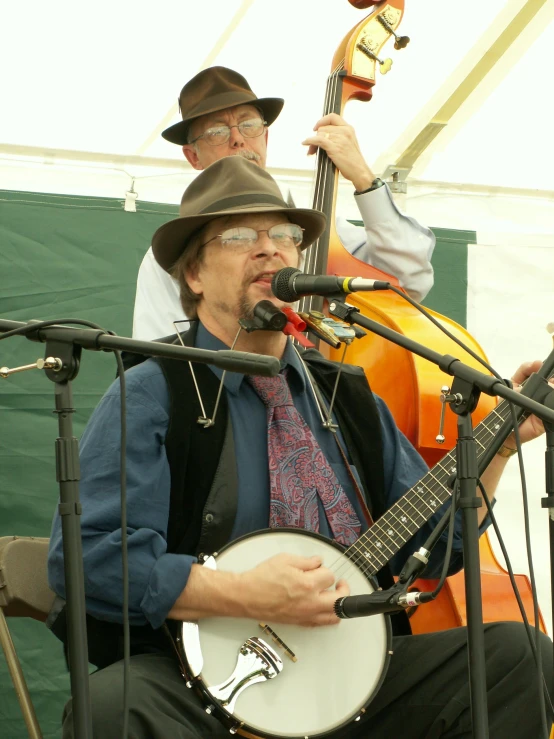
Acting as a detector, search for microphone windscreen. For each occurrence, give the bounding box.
[271,268,301,302]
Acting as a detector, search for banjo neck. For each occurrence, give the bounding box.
[345,390,534,575]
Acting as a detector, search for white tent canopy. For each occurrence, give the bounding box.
[2,0,554,210]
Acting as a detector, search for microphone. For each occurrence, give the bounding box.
[239,300,287,333]
[271,267,391,303]
[252,300,287,331]
[334,589,434,619]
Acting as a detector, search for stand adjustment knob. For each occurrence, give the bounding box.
[436,385,450,443]
[0,356,62,378]
[436,385,465,443]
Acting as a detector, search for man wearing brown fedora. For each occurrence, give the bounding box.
[132,65,436,341]
[49,155,552,738]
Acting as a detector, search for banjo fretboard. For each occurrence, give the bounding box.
[346,398,524,575]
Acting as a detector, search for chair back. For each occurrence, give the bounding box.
[0,536,56,620]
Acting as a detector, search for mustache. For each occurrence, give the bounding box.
[234,150,261,163]
[245,266,285,287]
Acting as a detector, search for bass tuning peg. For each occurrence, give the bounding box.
[377,14,410,51]
[394,35,410,50]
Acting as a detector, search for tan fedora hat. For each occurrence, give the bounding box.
[162,66,284,146]
[152,157,326,271]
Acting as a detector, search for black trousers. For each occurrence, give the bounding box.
[62,622,553,739]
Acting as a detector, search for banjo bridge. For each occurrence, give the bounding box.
[259,623,298,662]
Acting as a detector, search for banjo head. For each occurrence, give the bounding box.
[177,529,392,738]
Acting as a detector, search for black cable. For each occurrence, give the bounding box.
[428,481,459,600]
[507,406,550,736]
[113,350,130,739]
[0,317,109,340]
[388,286,505,382]
[478,479,553,732]
[384,289,551,733]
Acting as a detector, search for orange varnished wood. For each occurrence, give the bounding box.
[314,0,547,635]
[348,0,381,9]
[326,283,496,465]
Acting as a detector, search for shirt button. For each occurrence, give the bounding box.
[205,513,214,523]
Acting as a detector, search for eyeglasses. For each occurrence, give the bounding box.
[189,118,267,147]
[200,224,304,252]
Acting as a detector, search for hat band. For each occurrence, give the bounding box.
[198,193,287,214]
[183,90,259,122]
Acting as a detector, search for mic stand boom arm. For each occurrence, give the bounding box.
[0,319,279,738]
[326,301,554,426]
[327,298,554,739]
[0,318,280,376]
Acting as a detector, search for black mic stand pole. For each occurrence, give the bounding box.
[540,390,554,686]
[450,380,489,736]
[0,318,279,739]
[47,339,92,739]
[327,298,554,739]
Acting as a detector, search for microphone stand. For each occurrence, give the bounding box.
[327,298,554,739]
[0,318,279,739]
[540,388,554,686]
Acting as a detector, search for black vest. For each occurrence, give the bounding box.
[52,325,410,668]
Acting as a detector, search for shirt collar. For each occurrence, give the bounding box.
[196,322,307,396]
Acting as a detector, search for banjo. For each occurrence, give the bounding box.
[173,388,520,738]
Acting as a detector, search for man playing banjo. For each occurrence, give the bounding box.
[49,157,552,737]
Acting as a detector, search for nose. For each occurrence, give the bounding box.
[228,124,246,147]
[252,231,278,259]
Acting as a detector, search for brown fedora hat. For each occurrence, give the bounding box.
[162,66,284,146]
[152,157,326,271]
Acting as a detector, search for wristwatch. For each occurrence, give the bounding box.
[496,444,517,458]
[355,178,385,195]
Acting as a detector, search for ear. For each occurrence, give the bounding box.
[185,263,203,297]
[182,145,204,170]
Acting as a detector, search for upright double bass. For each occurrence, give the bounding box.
[304,0,545,632]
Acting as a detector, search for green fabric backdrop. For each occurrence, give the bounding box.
[0,189,473,738]
[0,191,178,739]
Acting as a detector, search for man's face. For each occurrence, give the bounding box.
[182,104,268,170]
[186,212,301,328]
